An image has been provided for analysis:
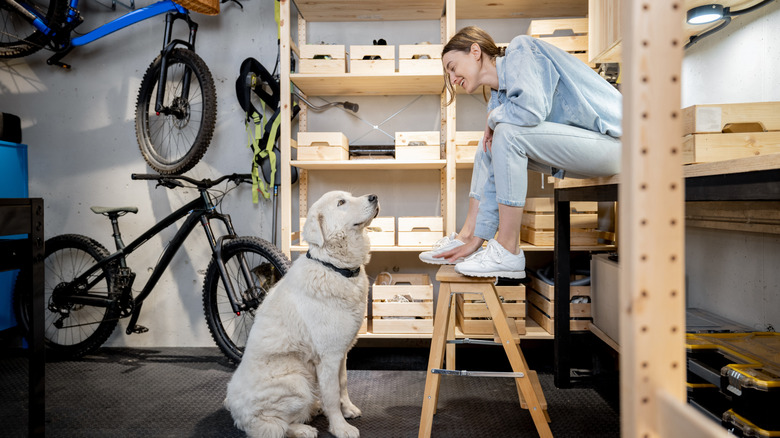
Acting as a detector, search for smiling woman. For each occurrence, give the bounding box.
[419,25,623,279]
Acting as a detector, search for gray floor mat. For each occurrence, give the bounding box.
[2,347,619,437]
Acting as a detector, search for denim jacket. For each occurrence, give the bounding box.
[488,35,622,138]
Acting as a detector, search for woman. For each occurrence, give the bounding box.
[419,26,622,278]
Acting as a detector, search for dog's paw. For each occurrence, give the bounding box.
[341,402,362,419]
[329,422,360,438]
[287,423,318,438]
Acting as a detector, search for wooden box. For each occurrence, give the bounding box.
[456,285,526,335]
[398,44,443,74]
[349,45,395,74]
[681,102,780,164]
[366,216,395,246]
[455,131,482,163]
[372,273,433,334]
[521,197,599,246]
[295,132,349,161]
[397,216,443,246]
[528,18,592,67]
[299,44,346,74]
[682,102,780,135]
[527,273,591,335]
[395,131,440,161]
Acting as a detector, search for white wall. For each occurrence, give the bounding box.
[681,0,780,331]
[1,0,283,347]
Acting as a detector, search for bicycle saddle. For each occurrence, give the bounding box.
[90,206,139,215]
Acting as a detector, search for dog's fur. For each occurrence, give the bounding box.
[225,191,379,438]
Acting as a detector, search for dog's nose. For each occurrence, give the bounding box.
[368,194,378,203]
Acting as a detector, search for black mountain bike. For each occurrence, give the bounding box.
[14,173,290,363]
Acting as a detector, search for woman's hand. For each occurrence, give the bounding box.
[483,126,494,152]
[436,235,485,263]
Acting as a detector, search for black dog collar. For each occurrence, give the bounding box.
[306,251,361,278]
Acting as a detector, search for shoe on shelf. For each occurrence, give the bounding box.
[454,239,526,279]
[419,233,466,265]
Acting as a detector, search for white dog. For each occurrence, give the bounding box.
[225,191,379,438]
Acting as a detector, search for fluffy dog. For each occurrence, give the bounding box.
[225,191,379,438]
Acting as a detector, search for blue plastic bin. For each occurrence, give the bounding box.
[1,140,29,331]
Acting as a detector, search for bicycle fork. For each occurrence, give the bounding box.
[199,212,259,316]
[155,11,198,116]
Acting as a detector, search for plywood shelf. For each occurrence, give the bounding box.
[293,0,588,22]
[290,243,615,253]
[290,73,444,96]
[291,159,446,170]
[355,318,555,340]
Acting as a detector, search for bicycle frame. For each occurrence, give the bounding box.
[53,188,250,335]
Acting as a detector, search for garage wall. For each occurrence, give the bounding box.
[681,0,780,332]
[1,0,777,347]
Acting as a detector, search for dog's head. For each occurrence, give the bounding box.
[303,191,379,266]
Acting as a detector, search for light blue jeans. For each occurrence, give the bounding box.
[471,121,621,240]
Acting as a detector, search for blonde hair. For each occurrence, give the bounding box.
[442,26,505,105]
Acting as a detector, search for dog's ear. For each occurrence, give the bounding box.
[303,213,325,247]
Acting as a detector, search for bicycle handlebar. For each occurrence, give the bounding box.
[131,173,253,189]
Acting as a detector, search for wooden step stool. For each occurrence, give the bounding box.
[418,265,553,438]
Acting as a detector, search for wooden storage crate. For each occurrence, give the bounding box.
[521,197,599,246]
[456,285,526,335]
[398,44,443,74]
[299,44,346,74]
[526,273,591,335]
[397,216,443,246]
[372,272,433,334]
[366,216,395,246]
[455,131,482,163]
[295,132,349,161]
[395,131,440,161]
[681,102,780,164]
[349,45,395,74]
[527,18,592,67]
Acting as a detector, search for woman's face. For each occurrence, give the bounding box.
[442,45,481,94]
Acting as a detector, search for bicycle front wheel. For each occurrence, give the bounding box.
[202,237,291,364]
[13,234,121,359]
[135,48,217,175]
[0,0,67,58]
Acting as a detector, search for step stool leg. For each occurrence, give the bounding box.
[419,281,454,438]
[482,284,553,438]
[446,298,456,370]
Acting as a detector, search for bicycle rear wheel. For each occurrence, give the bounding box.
[202,237,291,364]
[13,234,121,359]
[135,47,217,175]
[0,0,66,58]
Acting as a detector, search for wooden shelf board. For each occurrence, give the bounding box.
[291,73,444,96]
[291,243,614,253]
[356,319,555,340]
[294,0,446,21]
[555,154,780,190]
[456,0,587,19]
[291,159,446,170]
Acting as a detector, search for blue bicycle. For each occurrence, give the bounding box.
[0,0,218,175]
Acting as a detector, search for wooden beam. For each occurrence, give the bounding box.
[619,0,686,436]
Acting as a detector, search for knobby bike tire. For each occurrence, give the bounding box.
[13,234,121,359]
[202,237,291,364]
[0,0,67,58]
[135,48,217,175]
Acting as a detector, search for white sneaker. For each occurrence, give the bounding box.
[454,239,526,279]
[419,233,466,265]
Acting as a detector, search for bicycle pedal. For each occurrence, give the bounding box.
[129,325,149,334]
